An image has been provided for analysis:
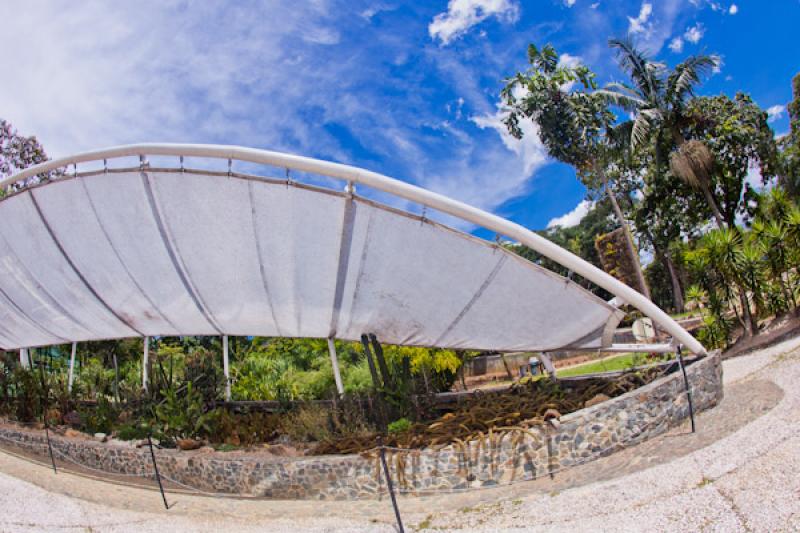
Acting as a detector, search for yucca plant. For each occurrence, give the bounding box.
[703,228,759,335]
[753,220,795,312]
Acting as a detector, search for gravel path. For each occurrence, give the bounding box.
[1,337,799,532]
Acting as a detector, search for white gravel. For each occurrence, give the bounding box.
[1,337,799,532]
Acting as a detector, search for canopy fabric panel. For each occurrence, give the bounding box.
[0,170,623,351]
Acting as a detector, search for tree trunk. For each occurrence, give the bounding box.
[597,161,651,300]
[738,287,756,337]
[701,181,727,229]
[663,251,685,313]
[499,353,513,381]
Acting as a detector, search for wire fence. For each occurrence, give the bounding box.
[0,393,692,500]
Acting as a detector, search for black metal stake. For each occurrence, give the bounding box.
[36,352,57,474]
[378,437,404,533]
[369,333,394,390]
[147,435,170,509]
[361,335,388,431]
[676,347,696,433]
[43,425,57,474]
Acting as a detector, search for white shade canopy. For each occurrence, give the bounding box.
[0,169,622,351]
[0,144,706,355]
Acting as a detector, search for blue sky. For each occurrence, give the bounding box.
[1,1,797,234]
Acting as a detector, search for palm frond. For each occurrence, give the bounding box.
[608,36,661,101]
[604,81,643,99]
[630,113,653,150]
[594,88,645,112]
[667,55,718,102]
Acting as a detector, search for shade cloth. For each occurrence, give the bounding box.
[0,170,623,351]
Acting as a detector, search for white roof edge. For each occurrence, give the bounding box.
[3,143,706,355]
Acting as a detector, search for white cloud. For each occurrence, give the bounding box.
[429,0,520,45]
[564,0,577,7]
[767,105,786,123]
[627,3,653,34]
[558,53,582,68]
[0,1,354,160]
[624,1,684,54]
[684,23,704,44]
[728,4,738,14]
[669,36,684,53]
[547,200,592,229]
[590,2,600,8]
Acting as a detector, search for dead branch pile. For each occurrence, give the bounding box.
[313,366,667,455]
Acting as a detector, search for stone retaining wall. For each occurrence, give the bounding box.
[0,351,722,500]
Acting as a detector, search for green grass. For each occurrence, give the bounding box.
[556,353,653,378]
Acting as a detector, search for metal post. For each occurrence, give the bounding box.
[360,334,382,388]
[676,347,696,433]
[538,352,557,379]
[142,336,149,391]
[67,342,77,393]
[361,335,388,430]
[327,337,344,396]
[19,348,30,369]
[36,353,57,474]
[377,436,404,533]
[369,333,394,390]
[147,435,169,509]
[222,335,231,401]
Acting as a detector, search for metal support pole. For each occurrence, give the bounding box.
[377,436,404,533]
[538,352,557,379]
[676,347,696,433]
[147,435,169,509]
[67,342,77,393]
[360,334,382,388]
[19,348,30,369]
[222,335,231,401]
[142,336,149,391]
[369,333,394,390]
[361,335,388,430]
[327,337,344,396]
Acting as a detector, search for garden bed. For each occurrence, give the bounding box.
[0,352,722,499]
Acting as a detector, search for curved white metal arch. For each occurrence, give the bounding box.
[3,143,706,355]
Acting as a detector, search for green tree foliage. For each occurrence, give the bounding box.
[683,93,780,226]
[507,199,617,299]
[597,38,723,226]
[685,188,800,348]
[502,43,651,298]
[781,73,800,196]
[0,119,62,191]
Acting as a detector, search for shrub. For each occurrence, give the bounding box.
[387,417,411,434]
[152,382,216,445]
[115,422,150,441]
[11,368,43,423]
[79,397,118,435]
[278,404,331,442]
[207,409,280,447]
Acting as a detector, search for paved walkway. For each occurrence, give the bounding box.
[0,337,798,532]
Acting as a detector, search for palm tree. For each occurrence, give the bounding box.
[596,38,723,227]
[503,44,652,299]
